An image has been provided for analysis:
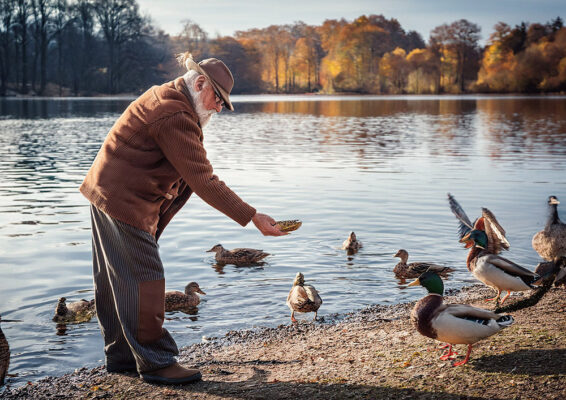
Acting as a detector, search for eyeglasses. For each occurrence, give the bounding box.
[209,82,225,107]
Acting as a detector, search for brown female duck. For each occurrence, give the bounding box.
[342,231,362,253]
[393,249,454,279]
[52,297,96,324]
[165,282,206,311]
[206,244,270,266]
[286,272,323,322]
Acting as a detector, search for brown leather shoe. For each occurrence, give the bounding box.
[140,363,202,385]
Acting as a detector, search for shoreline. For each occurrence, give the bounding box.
[2,284,565,399]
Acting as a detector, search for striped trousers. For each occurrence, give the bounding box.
[90,205,178,373]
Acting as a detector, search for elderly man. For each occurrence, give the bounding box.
[80,53,286,385]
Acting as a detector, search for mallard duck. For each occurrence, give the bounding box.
[342,231,362,253]
[165,282,206,311]
[460,229,540,303]
[532,196,566,262]
[393,249,454,279]
[52,297,96,324]
[286,272,323,322]
[0,316,9,386]
[206,244,270,266]
[448,193,510,254]
[408,270,514,366]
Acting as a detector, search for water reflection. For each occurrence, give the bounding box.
[0,98,133,119]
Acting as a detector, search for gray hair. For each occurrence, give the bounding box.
[183,69,201,89]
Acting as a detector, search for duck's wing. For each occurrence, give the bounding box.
[483,254,538,278]
[67,299,95,313]
[481,208,510,254]
[304,285,323,307]
[287,285,309,308]
[447,193,475,240]
[230,248,270,261]
[443,303,500,320]
[432,303,508,344]
[408,262,453,276]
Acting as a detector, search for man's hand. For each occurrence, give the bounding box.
[252,212,288,236]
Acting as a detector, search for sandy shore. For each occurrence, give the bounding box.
[1,285,565,399]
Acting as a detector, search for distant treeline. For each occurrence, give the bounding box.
[0,0,564,96]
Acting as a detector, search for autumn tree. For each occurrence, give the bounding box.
[474,22,517,92]
[378,47,408,93]
[406,48,438,93]
[209,36,263,93]
[430,19,481,92]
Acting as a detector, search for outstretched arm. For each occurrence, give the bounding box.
[252,212,288,236]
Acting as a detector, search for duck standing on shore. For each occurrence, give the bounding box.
[0,315,9,386]
[286,272,323,323]
[532,196,566,286]
[408,270,514,366]
[342,231,362,254]
[52,297,96,324]
[532,196,566,261]
[393,249,454,279]
[460,229,540,304]
[206,244,270,266]
[165,282,206,312]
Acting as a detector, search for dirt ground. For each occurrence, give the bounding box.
[1,285,565,399]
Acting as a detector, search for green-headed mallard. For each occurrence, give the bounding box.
[286,272,323,323]
[408,270,514,366]
[532,196,566,262]
[460,230,540,303]
[0,315,9,386]
[165,282,206,312]
[52,297,96,324]
[206,244,270,266]
[342,231,362,253]
[448,193,510,254]
[393,249,454,279]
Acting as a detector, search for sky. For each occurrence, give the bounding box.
[136,0,566,45]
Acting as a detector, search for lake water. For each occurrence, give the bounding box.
[0,94,565,388]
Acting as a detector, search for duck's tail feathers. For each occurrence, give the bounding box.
[297,298,316,308]
[495,315,514,327]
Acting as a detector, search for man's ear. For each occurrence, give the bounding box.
[194,75,206,92]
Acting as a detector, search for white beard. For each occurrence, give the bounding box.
[187,80,216,128]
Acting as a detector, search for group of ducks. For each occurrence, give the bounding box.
[1,198,564,385]
[405,194,566,366]
[51,221,304,324]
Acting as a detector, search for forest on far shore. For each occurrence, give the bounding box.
[1,0,565,96]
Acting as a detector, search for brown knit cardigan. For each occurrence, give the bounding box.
[80,77,256,240]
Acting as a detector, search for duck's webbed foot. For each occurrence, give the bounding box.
[452,344,473,367]
[485,289,501,303]
[291,311,297,323]
[439,344,459,360]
